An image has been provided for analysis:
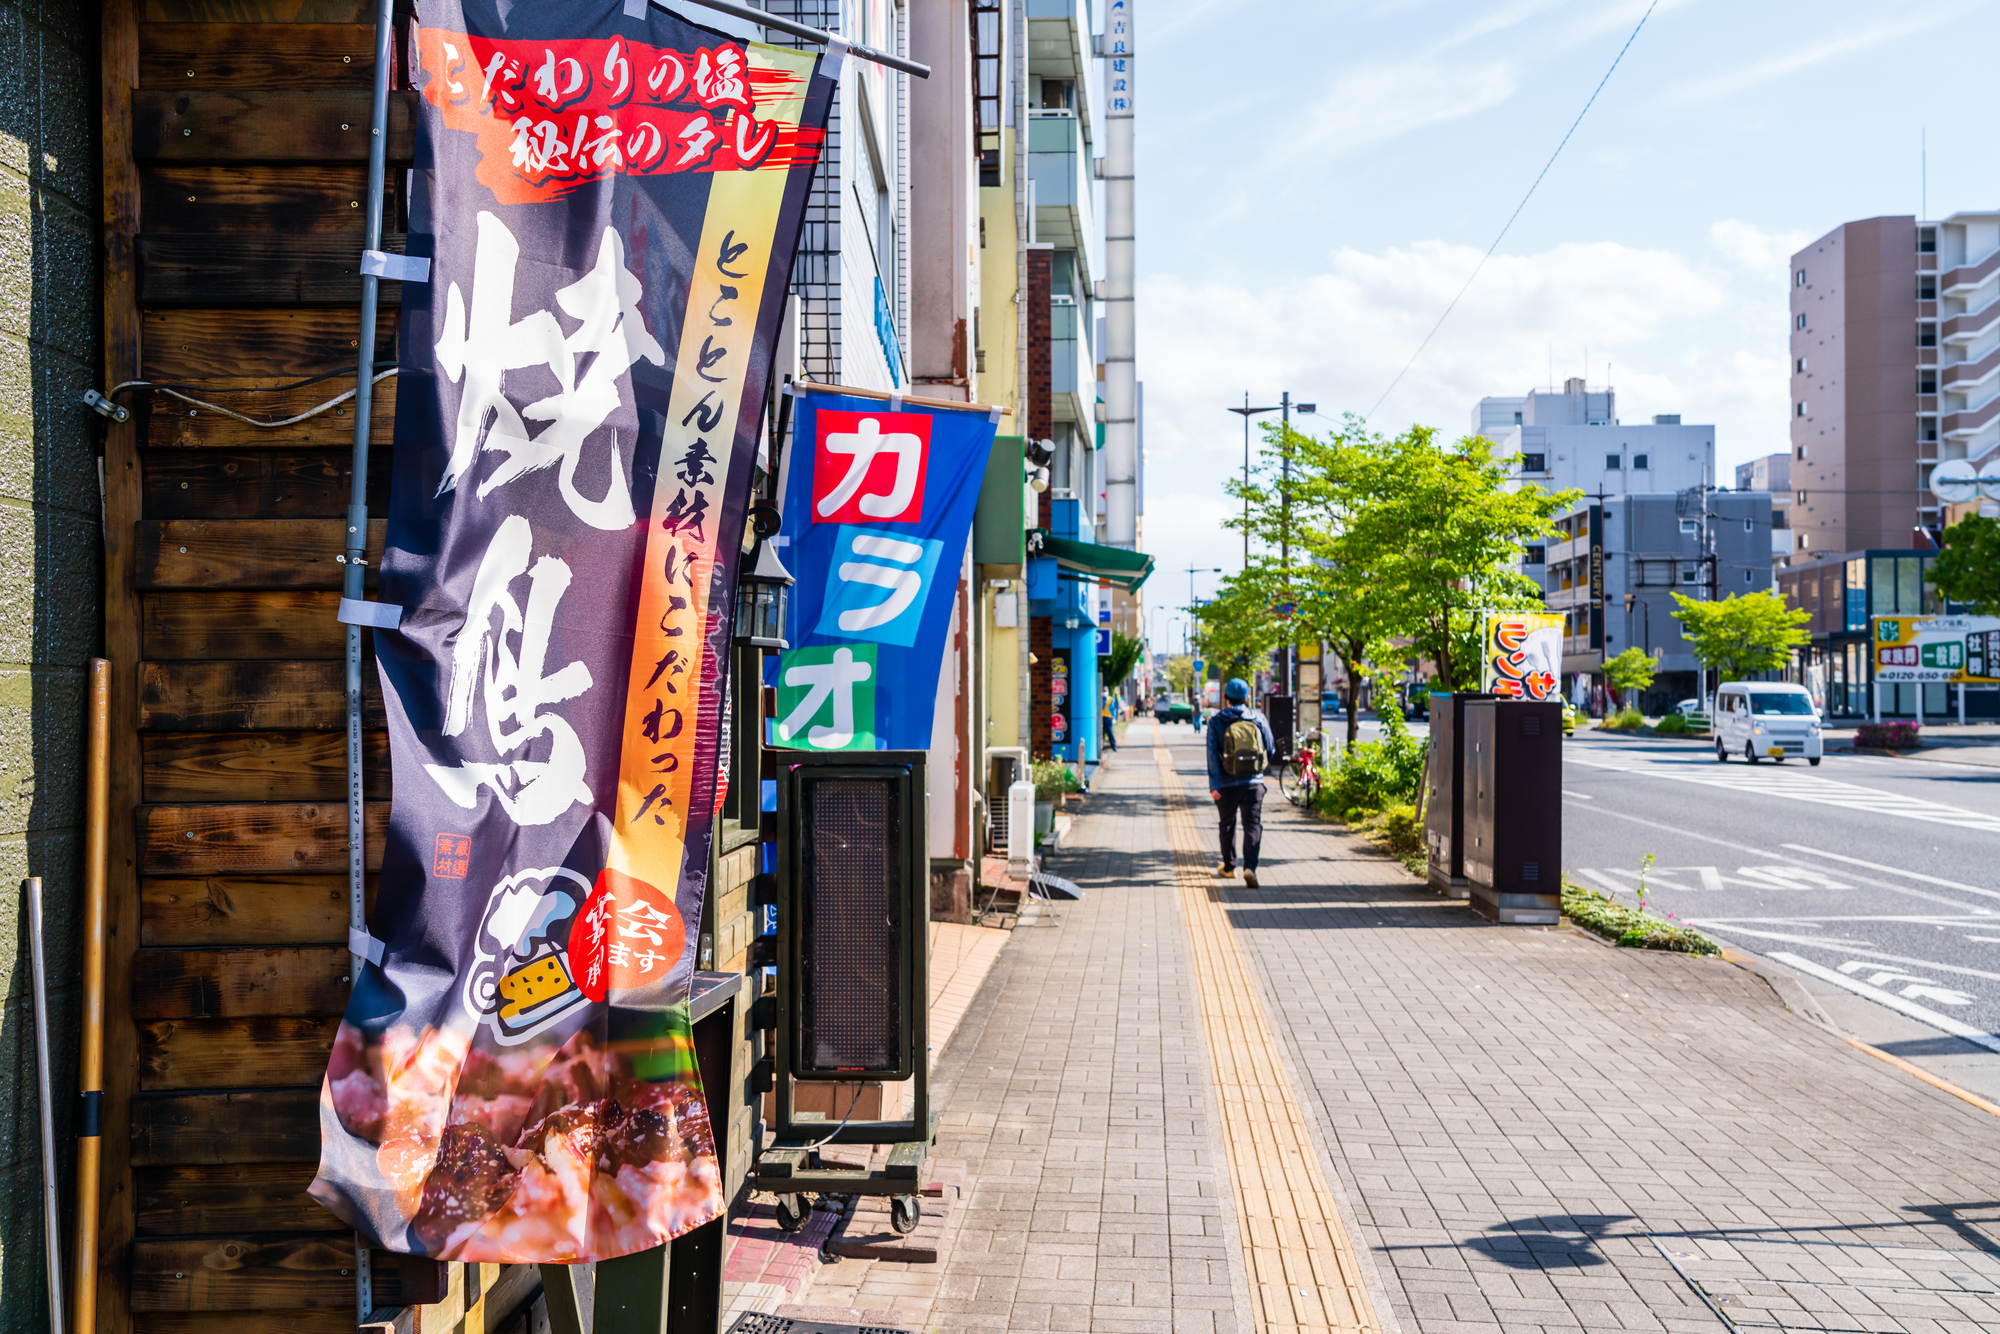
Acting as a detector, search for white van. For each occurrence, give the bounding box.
[1713,682,1822,765]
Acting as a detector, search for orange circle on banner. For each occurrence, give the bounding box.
[567,867,686,1001]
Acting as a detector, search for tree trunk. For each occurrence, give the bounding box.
[1340,636,1365,751]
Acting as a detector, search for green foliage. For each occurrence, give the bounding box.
[1160,654,1196,698]
[1604,646,1659,694]
[1670,590,1811,680]
[1654,712,1688,735]
[1191,573,1285,679]
[1561,875,1720,954]
[1030,758,1080,801]
[1595,707,1646,732]
[1354,802,1425,876]
[1856,720,1922,749]
[1315,707,1425,819]
[1927,514,2000,615]
[1098,630,1146,689]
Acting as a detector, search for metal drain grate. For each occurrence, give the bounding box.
[1650,1234,2000,1331]
[725,1315,909,1334]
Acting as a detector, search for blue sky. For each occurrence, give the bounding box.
[1133,0,2000,645]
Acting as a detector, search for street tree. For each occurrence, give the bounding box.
[1344,424,1578,690]
[1926,514,2000,614]
[1098,631,1146,691]
[1603,646,1659,709]
[1670,590,1810,682]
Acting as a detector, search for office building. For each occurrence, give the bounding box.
[1736,451,1794,565]
[1475,379,1716,498]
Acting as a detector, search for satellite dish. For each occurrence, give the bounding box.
[1979,455,2000,501]
[1930,458,1979,504]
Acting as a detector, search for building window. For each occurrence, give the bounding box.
[1919,374,1936,394]
[1524,545,1546,565]
[1682,565,1698,583]
[1796,313,1807,330]
[1919,280,1936,300]
[1513,411,1522,424]
[1796,269,1807,286]
[1605,453,1622,470]
[1519,452,1545,473]
[1919,327,1937,348]
[1745,569,1754,583]
[1679,519,1697,535]
[1925,425,1938,442]
[1744,518,1754,532]
[1633,453,1648,470]
[1919,228,1937,254]
[1796,401,1806,417]
[1796,357,1807,372]
[1797,445,1807,460]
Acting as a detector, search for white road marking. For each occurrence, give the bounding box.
[1682,924,2000,984]
[1560,802,1995,914]
[1835,960,1977,1005]
[1768,951,2000,1055]
[1969,936,2000,943]
[1567,750,2000,834]
[1777,844,2000,900]
[1561,790,1595,799]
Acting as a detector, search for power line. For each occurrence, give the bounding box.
[1366,1,1661,423]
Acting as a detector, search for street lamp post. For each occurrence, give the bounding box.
[1185,565,1219,703]
[1226,396,1314,699]
[1227,395,1281,570]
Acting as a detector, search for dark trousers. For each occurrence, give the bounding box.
[1102,716,1118,750]
[1216,783,1264,871]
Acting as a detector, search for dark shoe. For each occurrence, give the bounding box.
[1243,871,1259,888]
[1214,863,1236,878]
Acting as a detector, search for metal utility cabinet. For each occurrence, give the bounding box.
[1423,691,1491,900]
[1462,700,1563,924]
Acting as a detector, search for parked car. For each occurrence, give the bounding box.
[1560,701,1577,737]
[1154,693,1193,724]
[1713,682,1822,765]
[1675,698,1704,720]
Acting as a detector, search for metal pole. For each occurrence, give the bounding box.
[71,661,109,1334]
[1242,392,1250,568]
[28,877,62,1334]
[1280,392,1291,698]
[656,0,931,77]
[346,0,394,1318]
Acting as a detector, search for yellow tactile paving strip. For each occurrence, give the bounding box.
[1153,725,1382,1334]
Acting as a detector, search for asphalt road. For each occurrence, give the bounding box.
[1560,731,2000,1078]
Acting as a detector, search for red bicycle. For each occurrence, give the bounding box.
[1279,728,1322,807]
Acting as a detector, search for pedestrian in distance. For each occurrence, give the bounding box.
[1206,677,1275,888]
[1101,691,1118,752]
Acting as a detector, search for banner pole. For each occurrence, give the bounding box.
[645,0,931,78]
[346,0,396,1319]
[71,660,110,1334]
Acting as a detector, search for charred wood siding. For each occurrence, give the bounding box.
[100,4,452,1328]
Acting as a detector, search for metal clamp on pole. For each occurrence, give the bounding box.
[624,0,928,78]
[359,249,431,283]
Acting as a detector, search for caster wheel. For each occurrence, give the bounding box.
[889,1195,921,1236]
[775,1193,811,1233]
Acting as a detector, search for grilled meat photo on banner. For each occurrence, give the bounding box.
[307,0,832,1264]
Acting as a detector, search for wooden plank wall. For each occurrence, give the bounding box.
[98,3,472,1328]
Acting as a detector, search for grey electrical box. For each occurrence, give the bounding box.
[1461,700,1562,924]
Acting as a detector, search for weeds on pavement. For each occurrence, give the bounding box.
[1560,870,1720,954]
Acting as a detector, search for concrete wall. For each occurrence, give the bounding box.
[0,0,101,1323]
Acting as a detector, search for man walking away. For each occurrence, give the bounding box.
[1206,677,1275,888]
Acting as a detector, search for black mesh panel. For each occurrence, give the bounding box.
[802,776,900,1072]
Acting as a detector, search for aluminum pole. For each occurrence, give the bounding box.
[1101,0,1137,547]
[345,0,395,1317]
[28,877,62,1334]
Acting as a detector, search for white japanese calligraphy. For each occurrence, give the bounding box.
[778,648,874,748]
[434,211,664,531]
[426,515,596,826]
[834,534,925,633]
[816,417,923,520]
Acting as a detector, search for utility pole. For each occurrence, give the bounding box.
[1227,395,1281,569]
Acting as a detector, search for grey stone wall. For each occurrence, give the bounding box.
[0,0,101,1325]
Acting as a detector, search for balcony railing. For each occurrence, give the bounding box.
[1049,297,1094,425]
[1027,111,1095,280]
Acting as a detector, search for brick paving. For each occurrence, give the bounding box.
[790,720,2000,1333]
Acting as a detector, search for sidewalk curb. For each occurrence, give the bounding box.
[1717,946,2000,1121]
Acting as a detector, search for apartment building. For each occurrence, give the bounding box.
[1475,379,1716,497]
[1540,491,1774,711]
[1736,451,1794,565]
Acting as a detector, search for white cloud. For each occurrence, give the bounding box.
[1663,10,1959,105]
[1134,231,1798,559]
[1707,219,1814,274]
[1282,58,1518,161]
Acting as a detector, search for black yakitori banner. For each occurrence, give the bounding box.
[309,0,830,1263]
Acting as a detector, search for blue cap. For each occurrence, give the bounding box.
[1224,677,1250,702]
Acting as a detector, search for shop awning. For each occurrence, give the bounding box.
[1029,531,1155,590]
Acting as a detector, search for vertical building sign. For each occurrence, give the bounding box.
[1588,503,1605,652]
[309,0,833,1264]
[1050,646,1072,744]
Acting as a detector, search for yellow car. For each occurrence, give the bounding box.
[1560,701,1577,737]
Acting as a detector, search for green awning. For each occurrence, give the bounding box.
[1029,531,1155,590]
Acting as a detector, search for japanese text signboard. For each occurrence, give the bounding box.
[1873,615,2000,684]
[767,391,998,750]
[308,0,832,1265]
[1481,611,1564,701]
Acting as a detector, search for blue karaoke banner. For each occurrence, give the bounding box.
[768,390,997,749]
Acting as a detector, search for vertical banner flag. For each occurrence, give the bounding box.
[767,390,998,749]
[309,0,832,1264]
[1481,611,1564,700]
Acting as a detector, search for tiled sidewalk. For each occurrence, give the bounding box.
[785,722,2000,1333]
